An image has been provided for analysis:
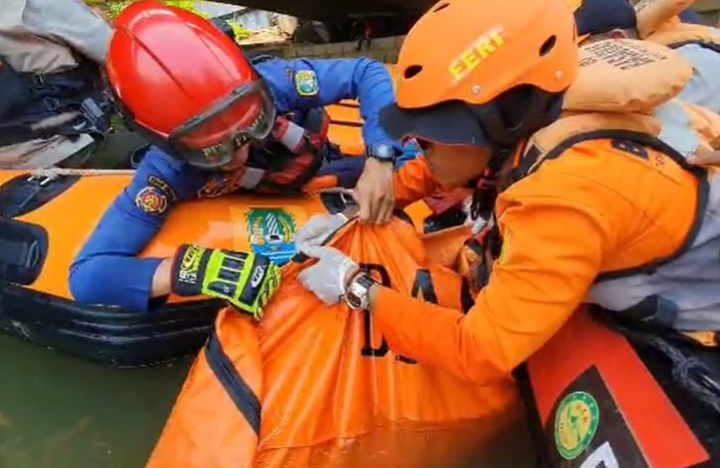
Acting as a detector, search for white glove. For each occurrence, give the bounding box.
[295,213,348,251]
[298,245,358,305]
[471,216,487,234]
[471,215,494,234]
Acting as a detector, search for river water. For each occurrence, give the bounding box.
[0,332,536,468]
[0,333,190,468]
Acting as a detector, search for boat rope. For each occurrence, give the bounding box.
[30,167,135,178]
[595,310,720,415]
[27,167,358,198]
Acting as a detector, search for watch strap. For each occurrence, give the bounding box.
[367,143,398,163]
[354,273,376,290]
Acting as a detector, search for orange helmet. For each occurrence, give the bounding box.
[381,0,578,150]
[107,1,275,169]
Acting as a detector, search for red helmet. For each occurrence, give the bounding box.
[107,1,276,169]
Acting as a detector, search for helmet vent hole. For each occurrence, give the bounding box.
[403,65,423,79]
[539,35,557,57]
[432,2,449,12]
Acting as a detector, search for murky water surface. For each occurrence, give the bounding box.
[0,333,536,467]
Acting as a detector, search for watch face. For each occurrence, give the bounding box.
[346,292,363,309]
[371,143,395,161]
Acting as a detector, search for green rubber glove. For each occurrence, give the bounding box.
[170,244,281,319]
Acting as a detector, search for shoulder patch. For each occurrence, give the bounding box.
[294,70,319,97]
[147,175,177,202]
[135,185,169,215]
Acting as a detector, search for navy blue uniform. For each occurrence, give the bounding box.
[70,57,399,311]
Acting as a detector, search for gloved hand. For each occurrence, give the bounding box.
[171,244,281,319]
[295,213,348,251]
[298,245,358,305]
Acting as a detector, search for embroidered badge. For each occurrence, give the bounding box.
[198,169,247,198]
[135,186,168,215]
[147,175,177,202]
[554,391,600,460]
[246,208,297,265]
[294,70,319,97]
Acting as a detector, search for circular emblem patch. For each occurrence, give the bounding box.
[554,391,600,460]
[135,186,168,215]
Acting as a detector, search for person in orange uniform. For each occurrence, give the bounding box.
[295,0,720,384]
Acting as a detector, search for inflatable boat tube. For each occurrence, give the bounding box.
[327,100,365,156]
[520,308,718,468]
[326,65,398,156]
[148,219,522,468]
[0,169,432,368]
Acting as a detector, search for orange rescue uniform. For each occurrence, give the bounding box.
[377,38,714,384]
[381,137,698,383]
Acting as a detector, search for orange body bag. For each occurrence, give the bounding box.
[147,218,520,468]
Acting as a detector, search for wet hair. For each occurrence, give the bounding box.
[575,0,638,37]
[580,27,639,45]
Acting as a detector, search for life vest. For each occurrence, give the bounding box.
[460,38,720,337]
[256,107,336,193]
[197,107,336,197]
[0,57,110,147]
[0,0,112,151]
[644,21,720,53]
[251,54,336,193]
[635,0,720,52]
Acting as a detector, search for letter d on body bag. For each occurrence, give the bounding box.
[148,218,521,468]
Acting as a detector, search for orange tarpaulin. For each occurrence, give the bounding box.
[148,217,520,468]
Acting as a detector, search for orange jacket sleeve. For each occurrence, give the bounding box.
[392,157,439,208]
[373,172,619,384]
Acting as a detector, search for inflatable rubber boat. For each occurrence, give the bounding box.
[519,307,720,468]
[0,60,444,367]
[0,166,438,368]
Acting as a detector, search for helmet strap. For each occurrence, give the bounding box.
[466,87,564,218]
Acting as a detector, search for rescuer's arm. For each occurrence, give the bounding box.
[256,57,399,149]
[23,0,113,63]
[69,149,202,311]
[303,156,437,220]
[367,191,614,384]
[259,57,409,224]
[301,156,437,222]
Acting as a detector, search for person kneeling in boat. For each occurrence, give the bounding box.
[68,1,401,315]
[295,0,720,384]
[0,0,147,169]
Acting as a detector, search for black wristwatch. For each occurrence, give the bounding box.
[345,272,377,310]
[366,142,398,164]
